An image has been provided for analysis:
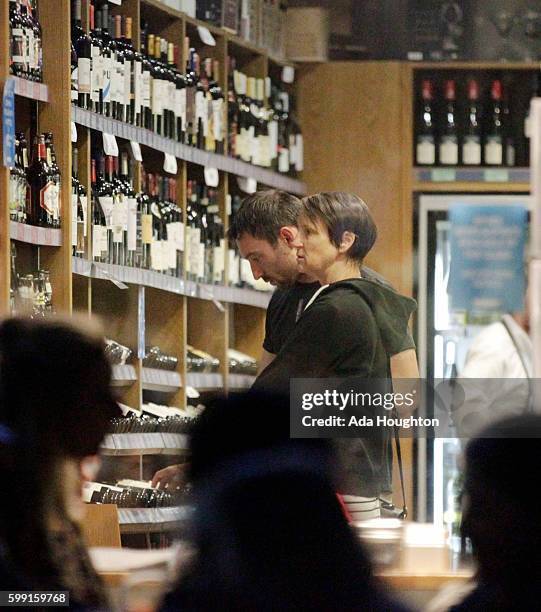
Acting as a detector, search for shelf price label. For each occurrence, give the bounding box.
[204,166,219,187]
[197,25,216,47]
[2,77,16,168]
[163,153,177,175]
[237,176,257,193]
[103,132,119,157]
[483,168,509,183]
[282,66,295,84]
[431,168,456,182]
[130,140,143,162]
[71,121,78,143]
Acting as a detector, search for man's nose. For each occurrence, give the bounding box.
[250,261,263,280]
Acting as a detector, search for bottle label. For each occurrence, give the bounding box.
[102,55,112,103]
[228,249,239,285]
[525,115,531,139]
[258,135,271,168]
[112,200,124,243]
[268,120,278,161]
[40,182,55,214]
[197,242,206,279]
[72,194,78,247]
[71,67,79,101]
[212,99,223,142]
[142,70,151,108]
[295,134,304,172]
[213,242,225,282]
[81,195,88,237]
[439,137,458,165]
[93,225,101,259]
[152,79,163,116]
[185,226,191,273]
[176,222,185,252]
[278,147,289,173]
[134,61,143,114]
[98,196,114,226]
[124,59,133,106]
[178,88,187,127]
[127,198,137,251]
[141,214,153,244]
[484,137,503,165]
[77,57,91,94]
[100,224,108,254]
[11,29,24,64]
[507,142,516,167]
[150,240,164,271]
[462,137,481,165]
[195,90,205,124]
[166,235,177,269]
[416,137,436,165]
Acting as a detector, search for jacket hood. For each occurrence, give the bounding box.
[323,279,417,356]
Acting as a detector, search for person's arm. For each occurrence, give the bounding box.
[151,463,188,489]
[254,297,377,391]
[258,349,275,375]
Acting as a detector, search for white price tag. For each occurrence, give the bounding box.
[282,66,295,84]
[130,140,142,162]
[163,153,178,175]
[71,121,78,143]
[197,25,216,47]
[204,166,219,187]
[103,132,119,157]
[108,0,122,5]
[237,176,257,194]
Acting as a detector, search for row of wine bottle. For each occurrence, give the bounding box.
[70,0,303,174]
[72,143,264,290]
[416,76,530,167]
[9,0,43,82]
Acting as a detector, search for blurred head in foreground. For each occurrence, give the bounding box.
[458,414,541,608]
[0,316,118,604]
[160,391,408,612]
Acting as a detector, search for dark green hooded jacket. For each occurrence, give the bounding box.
[253,278,417,497]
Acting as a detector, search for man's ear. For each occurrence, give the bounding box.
[338,231,357,254]
[279,226,298,247]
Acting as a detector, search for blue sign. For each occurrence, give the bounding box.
[449,204,527,312]
[2,77,16,168]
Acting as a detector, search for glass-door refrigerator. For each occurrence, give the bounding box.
[416,193,530,528]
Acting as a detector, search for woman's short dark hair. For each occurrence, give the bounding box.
[301,192,377,264]
[228,190,302,245]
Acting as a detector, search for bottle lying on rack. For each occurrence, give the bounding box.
[105,338,133,366]
[9,0,43,82]
[10,244,54,317]
[185,180,225,285]
[186,345,220,373]
[83,480,180,508]
[228,348,257,375]
[143,346,178,371]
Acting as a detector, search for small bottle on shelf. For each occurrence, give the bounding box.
[462,78,482,166]
[439,80,459,166]
[415,79,436,166]
[484,80,504,166]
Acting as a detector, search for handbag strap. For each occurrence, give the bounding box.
[392,416,408,519]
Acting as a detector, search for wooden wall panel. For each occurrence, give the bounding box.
[297,61,413,295]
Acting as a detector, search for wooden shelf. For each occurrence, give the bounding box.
[413,167,530,193]
[12,76,49,102]
[411,61,540,70]
[185,372,224,389]
[72,107,306,194]
[10,221,62,246]
[118,506,191,533]
[111,365,138,387]
[228,373,256,389]
[141,368,182,392]
[72,258,272,308]
[101,433,189,455]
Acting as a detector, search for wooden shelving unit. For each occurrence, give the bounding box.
[0,0,296,414]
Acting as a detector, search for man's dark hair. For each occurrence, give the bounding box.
[228,190,302,245]
[300,192,377,264]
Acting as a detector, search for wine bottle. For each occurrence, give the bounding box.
[484,80,504,166]
[416,79,436,166]
[439,80,458,166]
[462,78,482,166]
[27,134,53,227]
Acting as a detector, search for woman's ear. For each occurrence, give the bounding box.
[339,231,357,254]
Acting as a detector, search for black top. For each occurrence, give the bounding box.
[254,278,417,496]
[263,267,415,356]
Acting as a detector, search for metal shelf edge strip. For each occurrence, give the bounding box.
[13,76,49,102]
[71,106,306,195]
[71,258,271,307]
[10,221,62,246]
